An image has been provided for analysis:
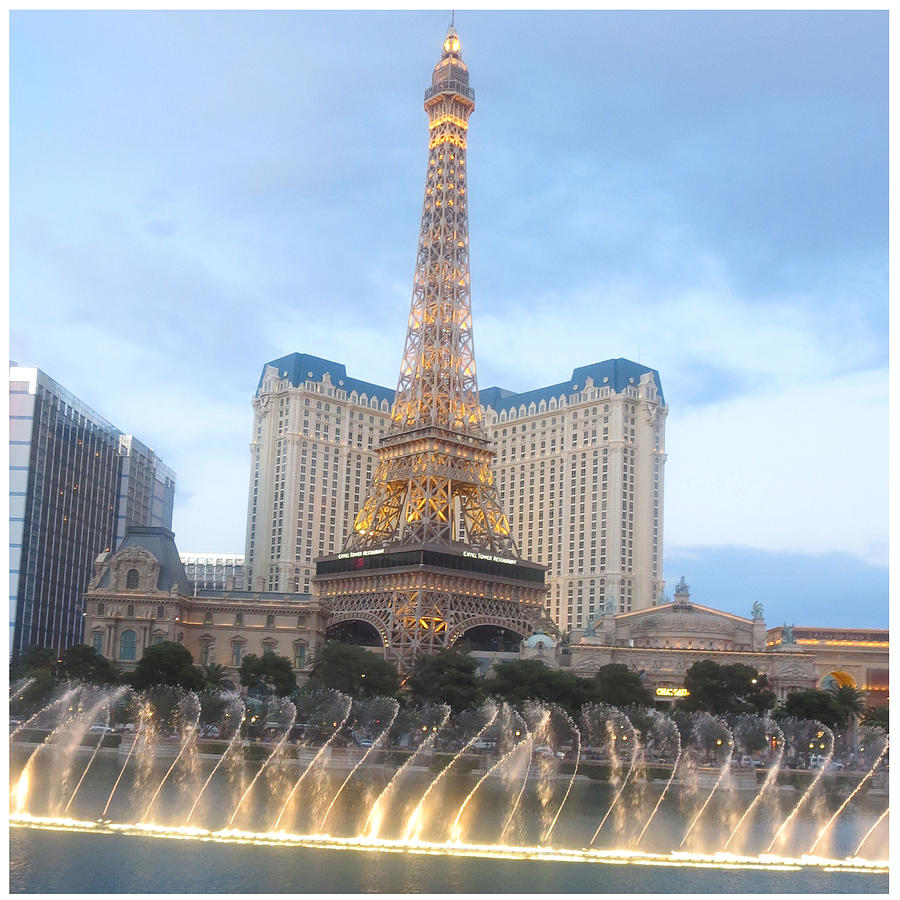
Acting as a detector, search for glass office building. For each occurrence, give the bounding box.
[9,366,176,654]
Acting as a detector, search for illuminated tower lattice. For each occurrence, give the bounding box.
[316,27,550,664]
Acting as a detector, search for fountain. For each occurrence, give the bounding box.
[9,683,889,890]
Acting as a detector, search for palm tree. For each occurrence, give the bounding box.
[829,684,865,730]
[829,683,865,758]
[200,663,230,691]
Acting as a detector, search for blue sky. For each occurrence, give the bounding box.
[10,11,888,627]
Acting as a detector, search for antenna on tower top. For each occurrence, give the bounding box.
[450,9,455,28]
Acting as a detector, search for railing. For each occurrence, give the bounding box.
[425,80,475,102]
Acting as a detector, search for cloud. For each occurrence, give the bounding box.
[664,544,887,628]
[664,368,887,565]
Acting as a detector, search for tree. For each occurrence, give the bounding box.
[677,660,775,715]
[862,705,888,733]
[307,642,400,699]
[238,652,297,697]
[829,684,865,730]
[776,689,843,732]
[11,645,58,679]
[593,664,652,708]
[130,641,202,691]
[483,659,562,708]
[405,648,483,712]
[60,644,118,684]
[200,663,234,691]
[482,659,599,719]
[10,669,58,716]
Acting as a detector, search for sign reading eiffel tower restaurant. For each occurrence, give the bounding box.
[314,26,550,666]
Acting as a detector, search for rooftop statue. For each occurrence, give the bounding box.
[751,601,764,619]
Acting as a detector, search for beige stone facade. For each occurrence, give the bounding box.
[244,360,392,597]
[84,527,326,681]
[767,625,889,707]
[245,355,666,636]
[564,583,868,706]
[483,366,667,629]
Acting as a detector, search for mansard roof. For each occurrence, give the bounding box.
[97,526,192,594]
[258,353,395,404]
[480,358,665,412]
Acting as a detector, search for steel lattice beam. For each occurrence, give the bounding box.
[317,28,551,663]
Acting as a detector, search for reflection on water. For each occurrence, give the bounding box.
[9,827,889,895]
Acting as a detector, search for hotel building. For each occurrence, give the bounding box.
[180,552,246,592]
[244,353,666,634]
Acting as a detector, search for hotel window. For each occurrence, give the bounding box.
[266,614,275,627]
[119,629,137,661]
[126,604,135,617]
[235,613,243,626]
[92,631,104,654]
[232,642,245,666]
[204,611,213,625]
[156,605,165,618]
[97,602,105,616]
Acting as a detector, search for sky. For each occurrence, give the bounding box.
[9,10,888,628]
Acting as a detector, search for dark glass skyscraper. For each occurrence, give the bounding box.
[9,366,176,654]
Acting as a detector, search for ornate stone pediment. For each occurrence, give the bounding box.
[109,546,161,593]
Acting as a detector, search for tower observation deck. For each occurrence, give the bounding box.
[315,27,550,665]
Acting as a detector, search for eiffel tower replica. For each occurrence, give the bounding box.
[315,25,549,665]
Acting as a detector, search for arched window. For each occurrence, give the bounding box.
[120,629,137,661]
[97,602,105,616]
[266,614,275,627]
[126,604,135,617]
[235,613,243,626]
[92,631,104,654]
[126,569,139,589]
[204,611,213,625]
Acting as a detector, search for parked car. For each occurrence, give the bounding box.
[88,724,114,734]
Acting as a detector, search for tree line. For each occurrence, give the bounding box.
[10,640,887,736]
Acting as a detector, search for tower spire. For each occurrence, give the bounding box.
[346,29,514,554]
[317,30,550,664]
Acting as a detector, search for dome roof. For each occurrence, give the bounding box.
[524,629,556,649]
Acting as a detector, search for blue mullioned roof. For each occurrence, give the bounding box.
[257,353,395,404]
[480,359,665,412]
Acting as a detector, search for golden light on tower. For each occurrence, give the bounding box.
[315,26,551,664]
